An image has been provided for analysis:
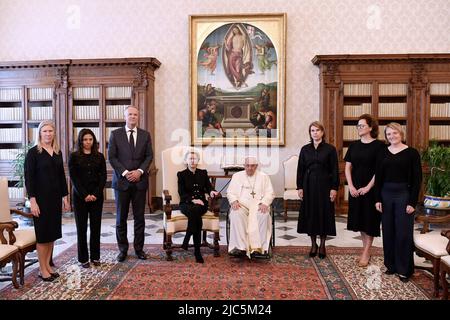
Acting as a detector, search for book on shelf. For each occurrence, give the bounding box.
[378,103,407,117]
[343,83,372,96]
[28,88,53,101]
[430,103,450,118]
[105,126,123,142]
[8,187,24,199]
[430,83,450,96]
[0,88,22,101]
[28,127,39,143]
[106,105,128,120]
[343,126,360,141]
[29,106,53,121]
[0,107,22,121]
[0,149,20,160]
[0,128,22,143]
[429,126,450,140]
[343,103,371,118]
[73,127,100,142]
[105,188,115,200]
[73,105,100,120]
[378,83,408,96]
[73,87,100,100]
[105,86,132,99]
[342,147,348,159]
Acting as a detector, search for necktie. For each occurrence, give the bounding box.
[129,129,135,153]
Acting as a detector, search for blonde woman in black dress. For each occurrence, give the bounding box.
[25,120,70,282]
[345,114,385,267]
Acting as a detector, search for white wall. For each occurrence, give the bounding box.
[1,0,449,196]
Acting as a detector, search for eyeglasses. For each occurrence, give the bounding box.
[356,124,368,129]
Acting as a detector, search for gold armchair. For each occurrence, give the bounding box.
[0,222,20,288]
[161,146,221,261]
[0,177,37,285]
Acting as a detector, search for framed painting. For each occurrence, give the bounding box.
[190,13,286,146]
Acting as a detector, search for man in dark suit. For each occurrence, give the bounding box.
[108,105,153,262]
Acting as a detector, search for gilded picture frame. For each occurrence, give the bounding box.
[190,13,286,146]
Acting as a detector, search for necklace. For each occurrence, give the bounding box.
[246,174,256,198]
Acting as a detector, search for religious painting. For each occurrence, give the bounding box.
[190,14,286,146]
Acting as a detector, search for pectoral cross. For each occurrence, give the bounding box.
[250,190,256,198]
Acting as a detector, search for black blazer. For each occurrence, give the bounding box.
[108,127,153,191]
[68,151,107,199]
[177,168,214,204]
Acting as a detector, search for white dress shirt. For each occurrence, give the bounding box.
[121,125,144,177]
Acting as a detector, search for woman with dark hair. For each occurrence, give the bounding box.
[345,114,385,267]
[68,129,106,268]
[297,121,339,259]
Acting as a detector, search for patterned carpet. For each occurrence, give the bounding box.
[0,244,435,300]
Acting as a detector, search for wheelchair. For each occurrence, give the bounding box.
[225,204,275,259]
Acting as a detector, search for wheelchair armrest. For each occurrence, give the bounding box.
[208,193,222,217]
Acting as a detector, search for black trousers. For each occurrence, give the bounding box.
[179,203,208,250]
[73,193,104,263]
[381,182,415,278]
[115,186,147,254]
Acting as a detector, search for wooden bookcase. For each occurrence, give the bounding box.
[312,54,450,215]
[0,58,161,213]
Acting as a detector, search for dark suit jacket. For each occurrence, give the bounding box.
[177,168,214,204]
[108,127,153,191]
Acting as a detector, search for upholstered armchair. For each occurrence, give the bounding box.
[161,146,221,261]
[0,222,20,288]
[439,230,450,300]
[282,155,300,222]
[414,229,450,297]
[0,177,36,285]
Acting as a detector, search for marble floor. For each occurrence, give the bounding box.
[0,210,445,292]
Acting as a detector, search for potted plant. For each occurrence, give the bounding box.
[422,142,450,210]
[11,143,33,211]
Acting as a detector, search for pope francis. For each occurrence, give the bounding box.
[227,156,275,258]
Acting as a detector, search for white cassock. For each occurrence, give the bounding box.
[227,170,275,256]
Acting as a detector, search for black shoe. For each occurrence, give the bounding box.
[136,251,147,260]
[318,246,326,259]
[181,243,189,251]
[309,244,318,257]
[384,269,395,275]
[229,248,246,257]
[50,272,60,278]
[195,253,204,263]
[398,275,409,283]
[38,274,55,282]
[117,252,127,262]
[81,262,90,268]
[91,260,101,267]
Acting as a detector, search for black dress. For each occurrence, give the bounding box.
[345,140,385,237]
[297,142,339,236]
[24,146,68,243]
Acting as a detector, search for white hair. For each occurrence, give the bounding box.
[245,156,258,165]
